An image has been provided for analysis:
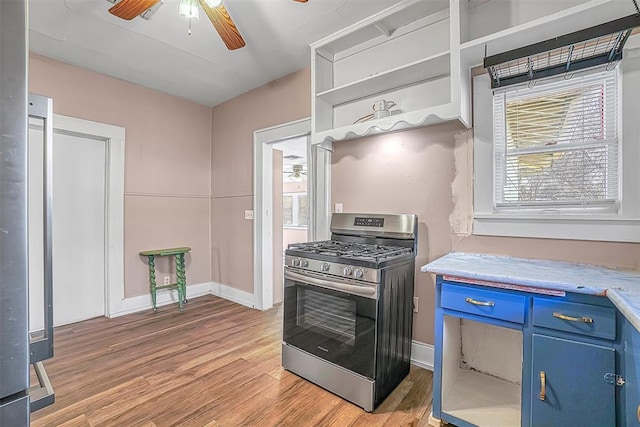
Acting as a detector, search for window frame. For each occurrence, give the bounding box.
[493,72,620,213]
[473,61,640,243]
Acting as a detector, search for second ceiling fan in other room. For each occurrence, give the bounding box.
[108,0,309,50]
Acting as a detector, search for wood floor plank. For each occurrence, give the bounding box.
[30,295,433,426]
[55,414,90,427]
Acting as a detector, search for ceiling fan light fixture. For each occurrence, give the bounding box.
[178,0,199,19]
[204,0,223,8]
[285,164,307,181]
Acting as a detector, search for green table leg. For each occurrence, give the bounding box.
[147,255,158,312]
[176,253,187,310]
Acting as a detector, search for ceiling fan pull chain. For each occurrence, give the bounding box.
[188,17,193,35]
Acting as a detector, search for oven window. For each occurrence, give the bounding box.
[283,279,376,379]
[297,288,356,345]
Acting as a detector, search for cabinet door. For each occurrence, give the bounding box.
[531,334,615,426]
[625,323,640,425]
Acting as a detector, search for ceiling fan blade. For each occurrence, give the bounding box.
[293,0,309,2]
[109,0,161,20]
[198,0,246,50]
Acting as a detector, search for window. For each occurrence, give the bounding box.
[493,72,618,213]
[283,192,308,228]
[473,63,640,242]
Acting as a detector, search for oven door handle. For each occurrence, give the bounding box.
[285,269,377,299]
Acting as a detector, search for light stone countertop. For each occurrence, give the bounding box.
[421,252,640,332]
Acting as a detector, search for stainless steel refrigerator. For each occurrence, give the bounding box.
[1,0,55,424]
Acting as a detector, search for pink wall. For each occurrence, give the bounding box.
[29,54,212,298]
[210,68,310,293]
[283,229,308,252]
[283,181,307,193]
[332,124,640,344]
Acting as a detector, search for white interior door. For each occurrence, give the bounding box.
[29,126,106,329]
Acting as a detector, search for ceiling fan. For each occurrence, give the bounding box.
[107,0,308,50]
[285,164,307,180]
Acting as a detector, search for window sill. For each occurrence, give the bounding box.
[283,226,308,231]
[473,215,640,243]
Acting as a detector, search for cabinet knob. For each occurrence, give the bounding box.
[539,371,546,401]
[637,404,640,422]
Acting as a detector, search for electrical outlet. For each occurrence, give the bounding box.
[413,297,419,313]
[335,203,343,213]
[164,276,170,285]
[244,210,254,220]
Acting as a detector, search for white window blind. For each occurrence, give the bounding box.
[493,70,620,211]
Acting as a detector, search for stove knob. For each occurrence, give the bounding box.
[292,258,301,267]
[301,259,309,268]
[321,263,330,272]
[354,268,364,279]
[343,266,353,276]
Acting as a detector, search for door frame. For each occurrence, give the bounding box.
[253,118,331,310]
[51,114,125,318]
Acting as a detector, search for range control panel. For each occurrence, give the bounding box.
[354,217,385,227]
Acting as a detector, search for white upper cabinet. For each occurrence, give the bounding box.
[310,0,637,145]
[310,0,463,145]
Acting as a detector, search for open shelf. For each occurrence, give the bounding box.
[443,369,521,427]
[439,315,523,427]
[316,52,450,106]
[311,101,461,144]
[459,0,637,66]
[310,0,635,144]
[317,0,449,57]
[459,0,595,45]
[310,0,467,143]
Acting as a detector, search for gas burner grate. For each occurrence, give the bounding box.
[288,240,412,263]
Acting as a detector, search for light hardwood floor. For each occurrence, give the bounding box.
[31,295,433,426]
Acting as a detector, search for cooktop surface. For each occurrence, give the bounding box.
[286,240,412,265]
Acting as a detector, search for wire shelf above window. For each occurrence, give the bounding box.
[484,13,640,89]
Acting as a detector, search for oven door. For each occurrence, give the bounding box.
[283,267,377,379]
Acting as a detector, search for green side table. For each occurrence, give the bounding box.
[139,247,191,312]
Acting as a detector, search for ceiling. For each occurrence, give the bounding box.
[29,0,404,106]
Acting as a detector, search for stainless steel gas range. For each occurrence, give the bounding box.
[282,213,417,412]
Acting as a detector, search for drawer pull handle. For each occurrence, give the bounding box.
[552,312,593,323]
[465,297,495,307]
[540,371,546,401]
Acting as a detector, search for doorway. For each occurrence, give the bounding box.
[28,114,125,330]
[253,118,331,311]
[272,136,310,305]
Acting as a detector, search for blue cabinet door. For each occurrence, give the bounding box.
[531,334,615,426]
[625,323,640,425]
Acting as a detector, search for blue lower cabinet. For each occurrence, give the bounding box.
[531,334,616,426]
[625,323,640,426]
[434,276,627,426]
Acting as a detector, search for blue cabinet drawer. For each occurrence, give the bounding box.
[532,298,616,340]
[440,282,526,324]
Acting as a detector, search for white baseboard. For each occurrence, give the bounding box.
[110,281,213,318]
[411,340,434,371]
[210,281,255,309]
